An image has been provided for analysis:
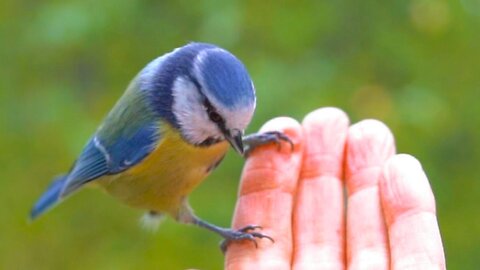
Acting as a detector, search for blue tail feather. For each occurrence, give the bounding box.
[30,175,67,220]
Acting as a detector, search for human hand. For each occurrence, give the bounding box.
[224,108,445,269]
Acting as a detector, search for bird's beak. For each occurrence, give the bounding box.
[226,130,244,155]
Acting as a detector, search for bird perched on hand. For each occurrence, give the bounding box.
[31,42,290,250]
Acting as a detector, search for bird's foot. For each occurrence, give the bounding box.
[243,131,294,157]
[186,205,274,253]
[219,225,274,253]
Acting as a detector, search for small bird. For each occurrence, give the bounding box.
[31,42,290,250]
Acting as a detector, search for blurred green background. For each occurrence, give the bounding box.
[1,0,479,269]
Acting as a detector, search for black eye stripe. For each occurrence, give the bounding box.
[203,98,214,111]
[203,99,223,123]
[190,76,227,130]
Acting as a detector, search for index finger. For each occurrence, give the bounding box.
[225,117,304,270]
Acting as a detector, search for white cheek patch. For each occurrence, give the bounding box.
[171,77,222,144]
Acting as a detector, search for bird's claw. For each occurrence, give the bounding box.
[269,131,294,152]
[243,131,294,158]
[220,225,274,253]
[238,224,263,232]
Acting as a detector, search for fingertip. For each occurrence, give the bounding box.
[300,107,350,178]
[302,107,350,153]
[260,116,301,131]
[383,154,423,179]
[346,119,396,177]
[348,119,393,145]
[302,107,349,137]
[302,107,349,127]
[258,116,302,151]
[381,154,436,225]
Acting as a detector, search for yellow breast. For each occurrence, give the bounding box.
[96,122,229,215]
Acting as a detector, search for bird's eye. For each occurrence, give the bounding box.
[209,111,222,123]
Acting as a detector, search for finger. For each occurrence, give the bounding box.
[345,120,395,269]
[225,117,304,270]
[380,154,446,269]
[292,107,349,270]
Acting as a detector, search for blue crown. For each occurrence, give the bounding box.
[194,47,255,109]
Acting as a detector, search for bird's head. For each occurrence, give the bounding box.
[166,44,256,155]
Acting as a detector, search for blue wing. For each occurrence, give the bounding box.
[31,55,172,219]
[60,122,160,197]
[30,119,160,220]
[59,80,162,197]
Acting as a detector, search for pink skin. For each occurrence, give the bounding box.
[225,108,445,270]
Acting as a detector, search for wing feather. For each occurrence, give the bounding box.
[60,138,109,196]
[60,77,162,197]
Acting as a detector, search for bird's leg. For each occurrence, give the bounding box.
[176,200,273,253]
[194,218,274,253]
[242,131,294,157]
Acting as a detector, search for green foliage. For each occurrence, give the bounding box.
[1,0,479,269]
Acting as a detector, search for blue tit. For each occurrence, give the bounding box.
[31,42,291,250]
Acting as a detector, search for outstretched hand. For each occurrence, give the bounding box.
[225,108,445,269]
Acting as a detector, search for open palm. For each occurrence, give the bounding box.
[225,108,445,270]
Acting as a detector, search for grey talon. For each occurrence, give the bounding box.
[218,225,274,253]
[242,131,293,157]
